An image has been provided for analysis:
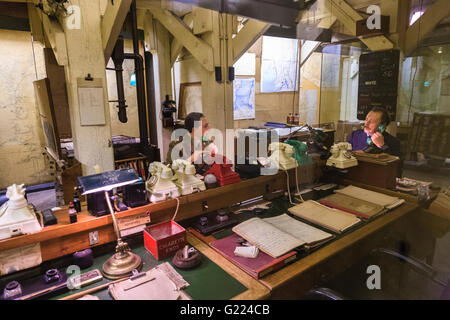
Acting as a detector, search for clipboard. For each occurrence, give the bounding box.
[77,77,106,126]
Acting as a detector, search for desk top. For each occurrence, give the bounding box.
[34,232,268,300]
[187,192,419,299]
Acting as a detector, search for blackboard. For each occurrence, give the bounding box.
[357,50,400,121]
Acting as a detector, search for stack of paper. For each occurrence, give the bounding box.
[288,200,361,234]
[232,214,333,258]
[334,185,405,210]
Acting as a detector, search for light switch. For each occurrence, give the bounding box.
[89,231,99,246]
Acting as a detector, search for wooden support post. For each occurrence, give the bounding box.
[58,0,114,175]
[27,3,45,44]
[146,4,214,72]
[192,6,213,35]
[325,0,394,52]
[143,10,157,53]
[232,19,270,64]
[101,0,132,63]
[41,13,68,66]
[144,17,173,161]
[170,13,193,67]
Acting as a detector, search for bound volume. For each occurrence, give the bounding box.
[288,200,361,234]
[210,233,297,279]
[231,214,333,258]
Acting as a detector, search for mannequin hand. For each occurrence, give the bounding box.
[371,132,385,148]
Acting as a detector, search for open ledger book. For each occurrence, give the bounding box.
[288,200,362,234]
[231,214,334,258]
[334,185,405,210]
[319,193,387,220]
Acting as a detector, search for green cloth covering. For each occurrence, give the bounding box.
[52,244,246,300]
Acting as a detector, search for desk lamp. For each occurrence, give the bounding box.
[78,168,142,279]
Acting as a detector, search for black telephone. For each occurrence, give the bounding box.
[161,95,177,128]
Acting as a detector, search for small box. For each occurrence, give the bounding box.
[143,221,186,260]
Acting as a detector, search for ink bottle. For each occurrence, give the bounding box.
[73,191,81,213]
[69,202,77,223]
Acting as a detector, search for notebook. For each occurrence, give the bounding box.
[231,214,334,258]
[210,233,298,279]
[319,193,386,220]
[334,185,405,210]
[288,200,361,234]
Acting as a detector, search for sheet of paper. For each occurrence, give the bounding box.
[288,200,361,234]
[263,214,333,245]
[109,268,179,300]
[232,217,305,258]
[78,86,106,126]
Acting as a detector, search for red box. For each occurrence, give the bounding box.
[143,220,186,260]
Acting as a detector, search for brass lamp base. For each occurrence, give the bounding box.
[102,239,142,280]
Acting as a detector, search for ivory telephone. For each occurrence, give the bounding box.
[145,162,179,203]
[266,142,299,171]
[326,142,358,169]
[171,159,206,195]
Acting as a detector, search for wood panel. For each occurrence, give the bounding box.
[44,48,72,139]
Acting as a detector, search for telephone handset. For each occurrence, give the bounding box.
[367,124,386,145]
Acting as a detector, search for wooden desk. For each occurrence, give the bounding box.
[189,192,420,299]
[259,202,418,299]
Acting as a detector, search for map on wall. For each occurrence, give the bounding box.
[261,36,299,93]
[234,53,256,76]
[234,78,255,120]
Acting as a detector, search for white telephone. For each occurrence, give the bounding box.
[0,184,42,240]
[145,162,179,203]
[171,159,206,195]
[326,142,358,169]
[266,142,298,171]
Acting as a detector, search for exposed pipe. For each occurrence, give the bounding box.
[144,51,158,147]
[130,0,149,148]
[110,37,128,123]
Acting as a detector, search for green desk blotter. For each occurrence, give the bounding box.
[53,244,246,300]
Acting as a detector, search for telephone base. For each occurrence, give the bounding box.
[148,187,179,203]
[175,181,206,196]
[193,211,238,236]
[326,158,358,169]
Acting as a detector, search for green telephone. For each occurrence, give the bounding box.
[366,124,386,145]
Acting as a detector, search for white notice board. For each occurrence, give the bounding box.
[77,77,106,126]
